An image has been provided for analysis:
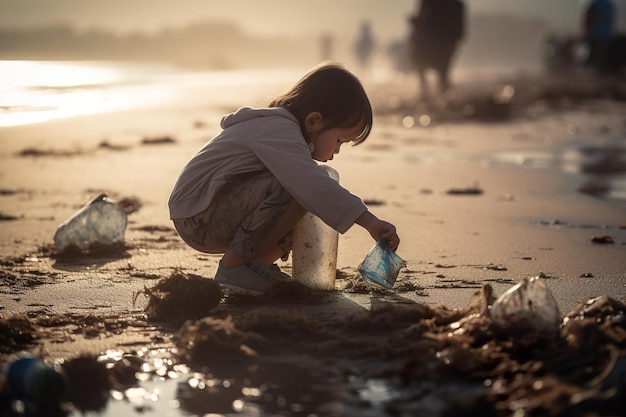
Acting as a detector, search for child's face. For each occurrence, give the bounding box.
[307,115,365,162]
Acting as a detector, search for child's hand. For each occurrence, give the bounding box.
[369,219,400,251]
[356,211,400,251]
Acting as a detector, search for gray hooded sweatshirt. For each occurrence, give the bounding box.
[168,107,367,234]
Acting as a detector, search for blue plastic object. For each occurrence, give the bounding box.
[358,240,404,289]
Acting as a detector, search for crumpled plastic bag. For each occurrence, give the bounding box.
[358,240,405,289]
[490,276,561,335]
[54,193,128,251]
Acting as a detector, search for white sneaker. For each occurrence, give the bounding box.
[255,259,292,282]
[214,261,273,296]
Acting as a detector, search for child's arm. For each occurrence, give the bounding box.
[355,211,400,251]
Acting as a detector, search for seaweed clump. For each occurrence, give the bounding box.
[137,271,223,325]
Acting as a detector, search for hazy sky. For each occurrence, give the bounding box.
[2,0,626,41]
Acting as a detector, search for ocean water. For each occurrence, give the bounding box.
[0,60,537,128]
[0,60,302,127]
[1,60,624,205]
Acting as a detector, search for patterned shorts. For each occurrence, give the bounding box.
[173,171,294,259]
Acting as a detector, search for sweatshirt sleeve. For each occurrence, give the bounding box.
[250,120,367,233]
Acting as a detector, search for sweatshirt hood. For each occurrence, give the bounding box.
[220,107,297,129]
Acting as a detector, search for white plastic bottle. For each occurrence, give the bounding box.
[54,193,128,251]
[292,165,339,290]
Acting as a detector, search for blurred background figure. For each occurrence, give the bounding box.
[582,0,616,74]
[408,0,465,101]
[542,33,579,74]
[320,32,334,61]
[354,20,376,74]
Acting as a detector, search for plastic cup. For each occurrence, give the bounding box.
[358,240,404,289]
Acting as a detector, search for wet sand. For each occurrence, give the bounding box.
[0,70,625,416]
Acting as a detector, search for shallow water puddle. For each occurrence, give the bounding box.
[488,143,626,202]
[70,351,346,417]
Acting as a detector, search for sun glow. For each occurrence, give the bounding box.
[0,61,175,127]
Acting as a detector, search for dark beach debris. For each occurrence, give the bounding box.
[591,234,615,244]
[473,263,508,271]
[0,212,19,221]
[16,147,85,157]
[393,279,423,294]
[234,307,332,346]
[0,315,39,353]
[579,177,611,197]
[544,218,568,226]
[173,278,625,416]
[0,312,157,359]
[0,188,26,196]
[435,263,457,268]
[363,198,385,206]
[435,278,483,289]
[137,271,223,325]
[97,140,131,151]
[0,268,64,295]
[580,272,594,278]
[117,196,142,214]
[52,241,132,260]
[61,349,184,414]
[78,191,141,215]
[1,277,625,416]
[175,315,261,374]
[541,219,625,233]
[484,277,517,285]
[96,141,121,151]
[131,225,174,233]
[446,184,484,195]
[342,274,389,294]
[266,280,327,299]
[193,120,207,129]
[579,145,626,175]
[335,268,353,281]
[536,271,556,279]
[61,355,111,412]
[141,136,177,145]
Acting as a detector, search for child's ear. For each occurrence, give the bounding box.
[304,112,323,133]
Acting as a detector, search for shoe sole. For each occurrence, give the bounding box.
[218,282,265,296]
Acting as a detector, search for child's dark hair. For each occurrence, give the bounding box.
[269,62,373,145]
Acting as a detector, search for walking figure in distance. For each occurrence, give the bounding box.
[408,0,465,100]
[582,0,616,74]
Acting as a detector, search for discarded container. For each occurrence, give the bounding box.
[358,239,404,289]
[2,354,69,405]
[292,165,340,290]
[490,276,561,335]
[54,193,127,251]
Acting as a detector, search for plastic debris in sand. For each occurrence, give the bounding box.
[358,239,405,289]
[53,193,127,252]
[490,275,561,336]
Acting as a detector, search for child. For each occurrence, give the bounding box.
[168,62,400,295]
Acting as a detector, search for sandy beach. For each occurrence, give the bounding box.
[1,66,625,416]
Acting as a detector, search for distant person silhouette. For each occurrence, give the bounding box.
[320,33,334,61]
[582,0,616,73]
[354,21,376,73]
[408,0,465,100]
